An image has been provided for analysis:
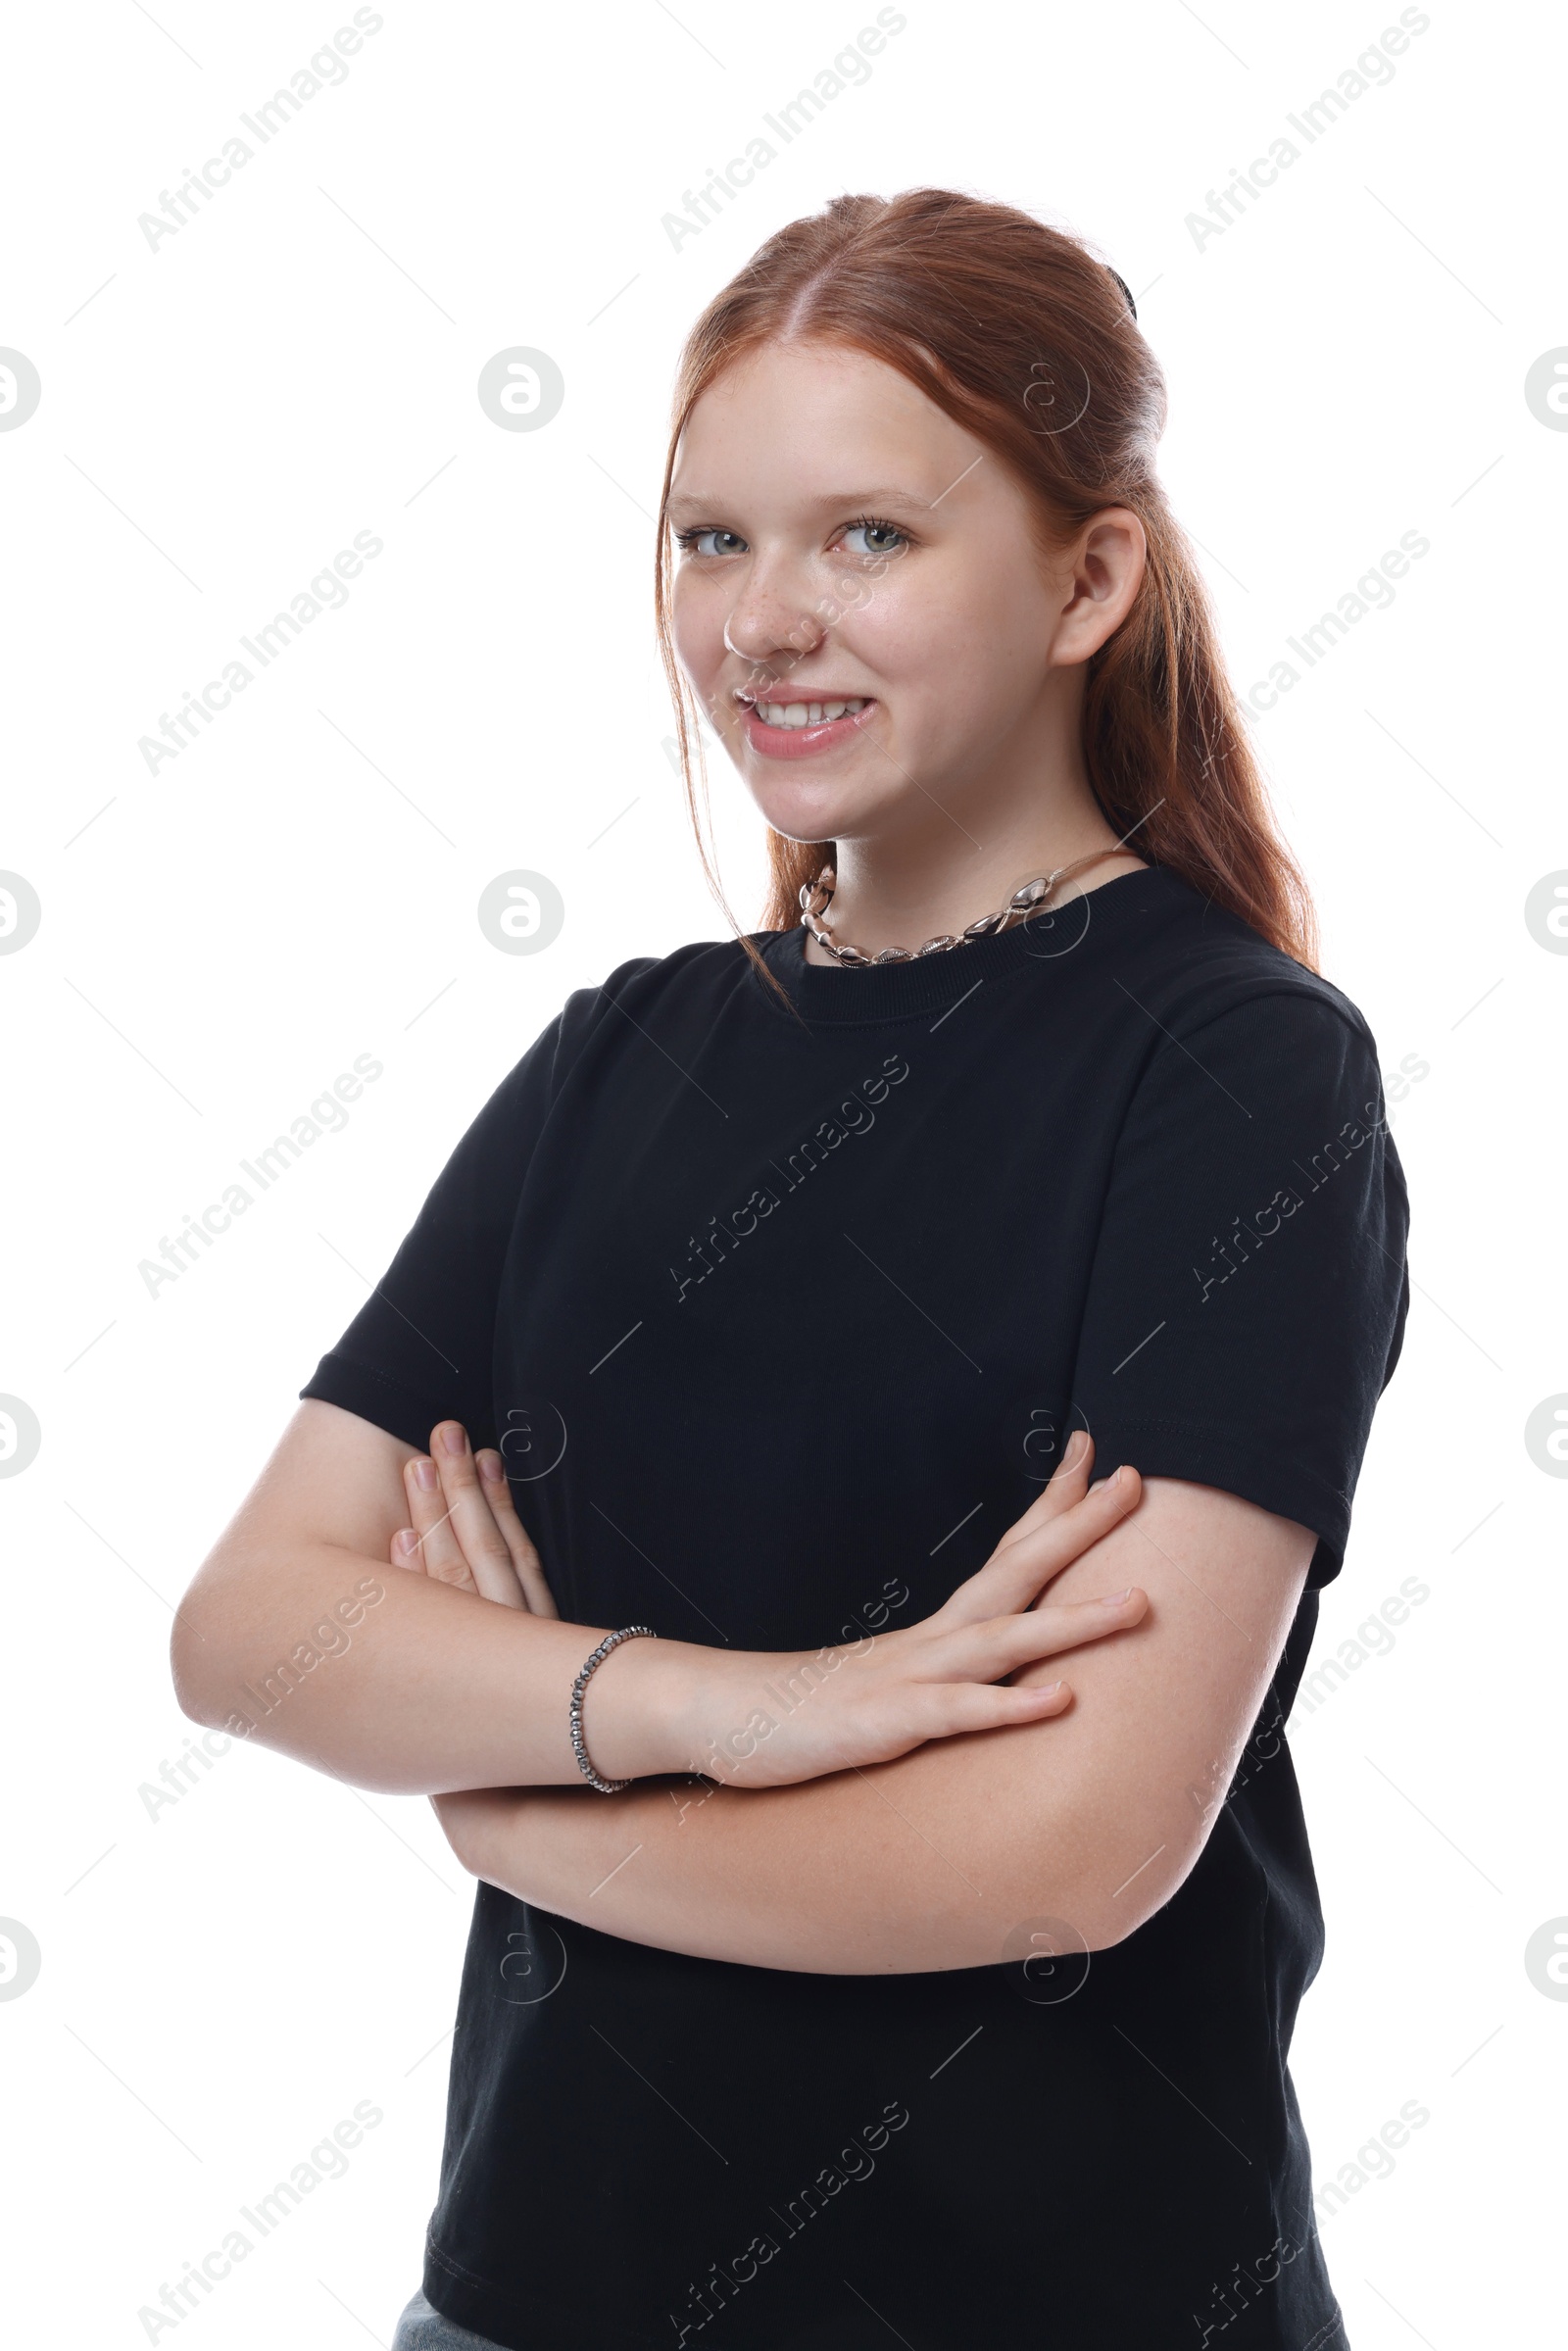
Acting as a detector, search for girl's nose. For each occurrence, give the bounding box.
[722,577,827,671]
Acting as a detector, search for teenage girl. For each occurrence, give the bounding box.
[176,189,1409,2350]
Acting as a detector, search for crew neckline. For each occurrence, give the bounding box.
[752,863,1196,1022]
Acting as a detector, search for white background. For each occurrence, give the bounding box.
[1,0,1563,2343]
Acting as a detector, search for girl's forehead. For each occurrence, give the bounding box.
[685,340,935,427]
[672,346,981,495]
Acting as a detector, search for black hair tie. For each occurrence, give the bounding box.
[1106,267,1138,321]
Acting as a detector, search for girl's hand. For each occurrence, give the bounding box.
[669,1433,1148,1791]
[390,1421,559,1616]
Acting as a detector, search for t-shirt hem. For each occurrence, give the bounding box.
[421,2238,1350,2351]
[424,2239,650,2351]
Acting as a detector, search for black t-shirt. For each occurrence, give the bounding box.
[301,864,1409,2351]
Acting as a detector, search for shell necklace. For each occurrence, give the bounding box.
[798,848,1134,967]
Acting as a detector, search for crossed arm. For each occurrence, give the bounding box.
[435,1480,1311,1971]
[172,1399,1313,1973]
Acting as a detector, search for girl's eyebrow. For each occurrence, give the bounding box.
[665,484,934,517]
[808,486,932,511]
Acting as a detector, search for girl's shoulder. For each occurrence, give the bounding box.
[556,935,755,1032]
[1116,864,1382,1066]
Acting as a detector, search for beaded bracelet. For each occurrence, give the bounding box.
[568,1626,657,1792]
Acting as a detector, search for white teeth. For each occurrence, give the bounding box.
[754,697,868,729]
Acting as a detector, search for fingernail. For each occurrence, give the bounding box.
[1108,1465,1125,1488]
[478,1452,505,1484]
[1062,1431,1088,1469]
[439,1424,467,1456]
[394,1529,418,1559]
[1038,1680,1063,1696]
[1101,1587,1132,1605]
[414,1457,437,1491]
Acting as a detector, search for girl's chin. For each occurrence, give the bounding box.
[746,775,886,844]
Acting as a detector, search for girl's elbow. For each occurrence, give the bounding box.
[1041,1820,1208,1954]
[169,1577,246,1731]
[170,1610,221,1729]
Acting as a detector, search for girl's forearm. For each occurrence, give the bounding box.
[172,1541,719,1795]
[444,1718,1177,1975]
[449,1772,981,1972]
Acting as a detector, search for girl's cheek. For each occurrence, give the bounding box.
[670,597,720,691]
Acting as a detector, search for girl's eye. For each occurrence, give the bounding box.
[677,528,748,559]
[839,516,907,559]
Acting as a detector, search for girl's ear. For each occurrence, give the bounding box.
[1051,509,1148,667]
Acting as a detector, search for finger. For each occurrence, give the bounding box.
[403,1452,478,1592]
[389,1526,423,1572]
[993,1431,1097,1550]
[899,1677,1077,1743]
[476,1451,559,1617]
[933,1589,1149,1683]
[426,1423,528,1608]
[939,1467,1142,1625]
[928,1439,1102,1627]
[812,1677,1078,1773]
[1031,1428,1095,1514]
[1006,1468,1144,1608]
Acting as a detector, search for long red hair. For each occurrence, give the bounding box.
[655,188,1318,974]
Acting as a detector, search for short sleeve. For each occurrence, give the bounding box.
[1069,991,1410,1589]
[298,1010,566,1453]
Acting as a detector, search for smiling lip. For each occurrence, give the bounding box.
[739,697,878,760]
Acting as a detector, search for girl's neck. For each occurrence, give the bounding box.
[800,824,1147,966]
